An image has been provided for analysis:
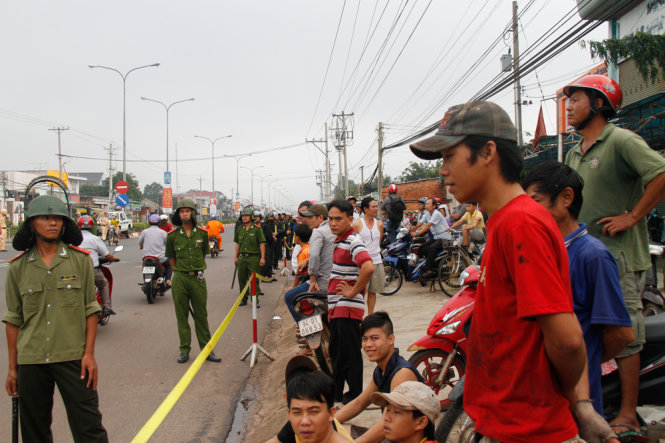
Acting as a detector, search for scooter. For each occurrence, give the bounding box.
[642,241,665,316]
[602,312,665,442]
[97,245,123,325]
[139,255,168,304]
[381,230,441,295]
[407,265,478,410]
[209,235,221,258]
[292,291,332,376]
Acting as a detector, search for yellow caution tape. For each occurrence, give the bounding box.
[131,272,276,442]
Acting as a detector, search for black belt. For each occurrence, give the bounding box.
[176,270,203,276]
[238,253,258,257]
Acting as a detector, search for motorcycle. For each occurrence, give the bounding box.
[292,291,332,376]
[209,235,221,258]
[107,226,120,246]
[407,265,478,410]
[380,229,445,295]
[97,245,123,325]
[642,241,665,316]
[139,255,168,304]
[436,312,665,442]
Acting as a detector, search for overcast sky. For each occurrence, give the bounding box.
[1,1,606,210]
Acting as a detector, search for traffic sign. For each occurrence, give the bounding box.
[115,180,129,194]
[115,193,130,207]
[164,171,171,185]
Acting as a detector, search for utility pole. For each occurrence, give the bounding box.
[104,144,116,210]
[332,112,354,198]
[360,166,364,196]
[512,0,523,146]
[49,127,69,184]
[377,122,384,201]
[325,122,331,200]
[306,134,328,201]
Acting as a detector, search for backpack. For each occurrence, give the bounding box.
[386,194,406,223]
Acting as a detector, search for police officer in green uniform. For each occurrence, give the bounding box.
[234,207,266,306]
[3,195,108,442]
[165,199,221,364]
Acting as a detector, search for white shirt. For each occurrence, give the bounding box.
[79,230,109,267]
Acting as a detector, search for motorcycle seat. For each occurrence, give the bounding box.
[292,291,328,305]
[645,312,665,343]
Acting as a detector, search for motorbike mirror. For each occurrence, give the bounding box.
[114,245,124,252]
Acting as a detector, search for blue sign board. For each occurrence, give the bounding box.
[115,193,130,207]
[164,171,172,185]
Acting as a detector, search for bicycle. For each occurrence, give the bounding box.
[438,229,485,296]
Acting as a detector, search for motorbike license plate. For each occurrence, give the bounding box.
[143,266,156,273]
[298,315,323,337]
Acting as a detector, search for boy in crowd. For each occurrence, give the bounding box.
[446,201,485,250]
[352,197,384,315]
[284,224,313,329]
[410,100,598,442]
[523,162,634,418]
[327,199,375,403]
[370,381,440,443]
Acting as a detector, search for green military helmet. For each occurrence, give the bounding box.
[175,198,198,213]
[241,207,254,216]
[25,195,70,220]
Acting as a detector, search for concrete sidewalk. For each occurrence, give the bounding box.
[228,278,450,442]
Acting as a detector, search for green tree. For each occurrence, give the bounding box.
[143,182,163,204]
[398,160,442,182]
[102,172,143,202]
[79,184,108,197]
[584,32,665,82]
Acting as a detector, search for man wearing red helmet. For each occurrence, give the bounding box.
[564,74,665,437]
[78,215,119,316]
[382,184,406,244]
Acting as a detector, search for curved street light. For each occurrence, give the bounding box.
[140,97,195,175]
[194,134,232,199]
[88,63,160,181]
[257,173,272,207]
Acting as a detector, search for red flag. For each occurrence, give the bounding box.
[532,105,547,148]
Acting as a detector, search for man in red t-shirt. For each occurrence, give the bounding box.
[410,101,613,443]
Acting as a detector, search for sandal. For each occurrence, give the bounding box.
[610,424,649,443]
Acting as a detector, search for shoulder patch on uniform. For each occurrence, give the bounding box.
[8,251,27,263]
[167,228,178,234]
[68,245,91,255]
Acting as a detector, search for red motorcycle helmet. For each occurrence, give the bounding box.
[77,214,95,230]
[563,74,623,116]
[388,184,397,194]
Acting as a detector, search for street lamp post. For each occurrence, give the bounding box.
[226,154,252,202]
[258,174,272,207]
[88,63,160,182]
[241,165,264,204]
[140,97,195,174]
[194,134,232,202]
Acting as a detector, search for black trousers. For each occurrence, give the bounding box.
[262,244,274,278]
[329,317,363,402]
[272,239,283,267]
[423,238,445,271]
[18,360,108,443]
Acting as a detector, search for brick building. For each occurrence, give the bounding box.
[381,178,457,212]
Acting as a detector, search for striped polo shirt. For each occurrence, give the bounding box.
[327,227,373,320]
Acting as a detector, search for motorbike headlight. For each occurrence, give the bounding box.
[407,253,418,266]
[396,231,405,241]
[436,321,461,336]
[459,269,470,285]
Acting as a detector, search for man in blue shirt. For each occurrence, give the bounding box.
[524,162,634,415]
[416,198,452,277]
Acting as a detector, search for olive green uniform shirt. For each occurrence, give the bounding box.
[2,243,100,365]
[234,223,266,254]
[165,226,209,272]
[565,123,665,272]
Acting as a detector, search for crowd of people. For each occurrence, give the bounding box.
[3,74,665,442]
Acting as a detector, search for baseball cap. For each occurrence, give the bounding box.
[299,204,328,218]
[410,101,517,160]
[285,355,318,383]
[370,381,440,424]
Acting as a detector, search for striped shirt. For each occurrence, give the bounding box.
[327,228,373,320]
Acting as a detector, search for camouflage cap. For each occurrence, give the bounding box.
[410,101,517,160]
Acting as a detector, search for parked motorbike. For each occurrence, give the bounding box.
[97,245,123,325]
[139,255,168,304]
[407,265,478,410]
[381,230,441,295]
[642,241,665,316]
[292,291,332,376]
[209,235,221,258]
[435,313,665,442]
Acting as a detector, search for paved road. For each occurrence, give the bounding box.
[0,226,286,442]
